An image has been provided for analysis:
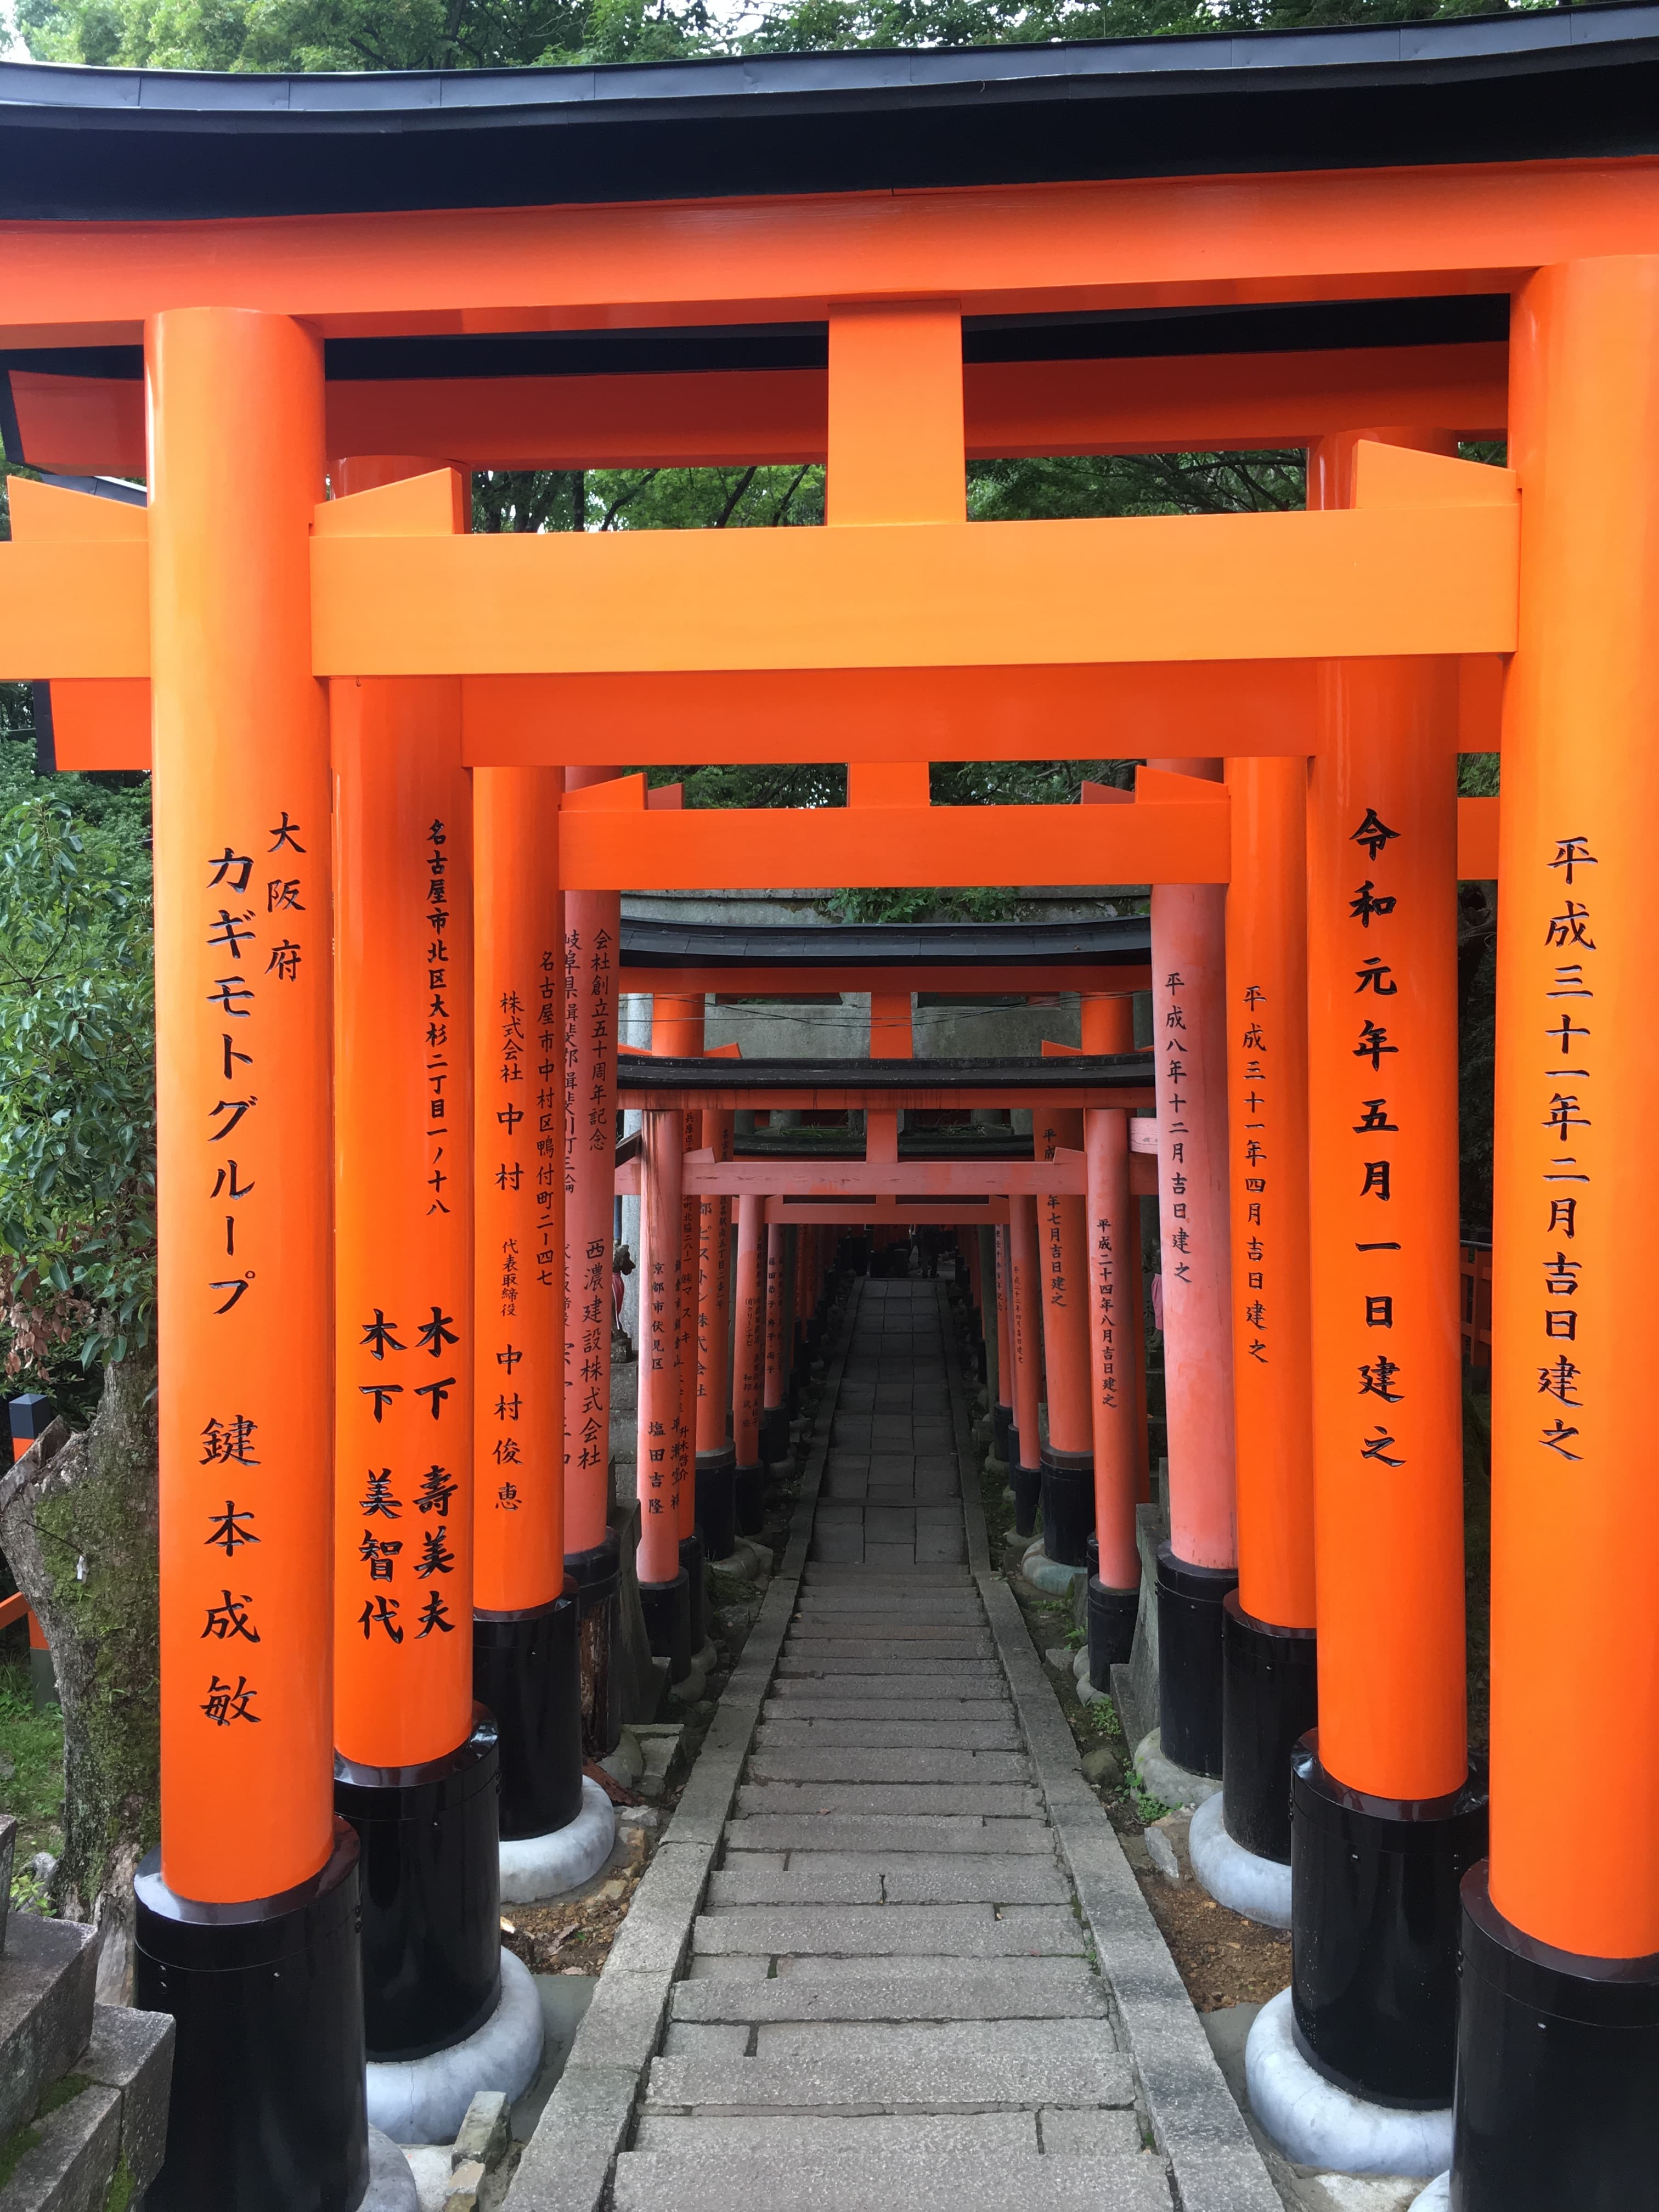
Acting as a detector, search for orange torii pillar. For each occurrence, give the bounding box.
[1264,431,1484,2142]
[991,1224,1015,1471]
[473,768,613,1899]
[762,1220,791,1464]
[562,769,624,1758]
[652,996,716,1663]
[1205,756,1318,1910]
[1034,1098,1095,1566]
[1079,995,1142,1680]
[732,1192,768,1533]
[695,1101,740,1560]
[132,309,369,2212]
[636,1107,692,1678]
[1149,762,1239,1779]
[328,457,540,2130]
[1005,1195,1045,1539]
[1453,260,1659,2209]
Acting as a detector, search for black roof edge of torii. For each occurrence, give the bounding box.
[0,3,1653,221]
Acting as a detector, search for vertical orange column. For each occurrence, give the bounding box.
[1006,1194,1045,1539]
[1149,763,1239,1778]
[135,308,369,2212]
[1290,431,1482,2111]
[992,1224,1014,1466]
[1448,261,1659,2212]
[636,1110,691,1674]
[1034,1098,1093,1565]
[561,768,622,1753]
[1079,996,1141,1662]
[695,1104,738,1558]
[1218,756,1319,1867]
[733,1192,768,1532]
[472,765,583,1843]
[332,462,475,1779]
[329,458,504,2071]
[763,1220,789,1463]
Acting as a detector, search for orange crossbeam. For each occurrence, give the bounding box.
[621,965,1153,996]
[616,1082,1156,1111]
[6,343,1507,480]
[311,505,1516,677]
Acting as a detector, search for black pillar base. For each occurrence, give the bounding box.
[565,1531,622,1759]
[1221,1595,1317,1865]
[334,1711,502,2063]
[679,1531,707,1655]
[1039,1444,1094,1567]
[695,1446,738,1561]
[760,1404,791,1466]
[1290,1735,1487,2109]
[473,1582,584,1843]
[1009,1426,1041,1538]
[134,1821,369,2212]
[733,1460,766,1537]
[1086,1576,1137,1686]
[1452,1862,1659,2211]
[640,1568,692,1682]
[992,1402,1013,1465]
[1155,1544,1237,1779]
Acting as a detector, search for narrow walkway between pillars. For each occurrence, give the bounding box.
[610,1279,1172,2211]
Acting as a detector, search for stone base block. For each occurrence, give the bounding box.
[1018,1541,1087,1601]
[1410,2179,1451,2210]
[366,1949,544,2147]
[360,2128,418,2211]
[1187,1792,1293,1930]
[1133,1728,1221,1813]
[1245,1989,1452,2180]
[499,1779,617,1905]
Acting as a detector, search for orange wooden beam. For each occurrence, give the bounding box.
[0,159,1652,343]
[619,964,1153,996]
[8,341,1507,482]
[312,507,1516,679]
[616,1081,1155,1111]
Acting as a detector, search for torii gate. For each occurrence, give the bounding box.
[0,18,1646,2207]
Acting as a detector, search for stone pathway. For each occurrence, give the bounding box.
[609,1279,1173,2211]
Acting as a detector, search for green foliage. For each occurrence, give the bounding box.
[0,713,153,1381]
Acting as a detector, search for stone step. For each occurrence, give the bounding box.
[0,1914,99,2142]
[761,1694,1012,1718]
[775,1655,1000,1682]
[746,1750,1029,1785]
[753,1722,1020,1752]
[788,1599,985,1621]
[0,2075,123,2212]
[644,2040,1134,2113]
[691,1904,1085,1958]
[633,2111,1037,2157]
[612,2147,1169,2212]
[671,1958,1107,2023]
[734,1784,1042,1819]
[753,2019,1119,2062]
[80,2001,177,2200]
[787,1618,985,1639]
[725,1815,1052,1857]
[709,1852,1065,1907]
[800,1566,972,1588]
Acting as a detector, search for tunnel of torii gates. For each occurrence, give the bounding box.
[1,9,1658,2205]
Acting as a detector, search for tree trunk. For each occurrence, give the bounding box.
[0,1353,158,2000]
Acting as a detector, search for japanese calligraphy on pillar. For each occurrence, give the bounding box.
[1157,969,1197,1291]
[562,900,617,1530]
[194,808,311,1727]
[334,692,475,1772]
[1235,983,1271,1365]
[1530,834,1598,1462]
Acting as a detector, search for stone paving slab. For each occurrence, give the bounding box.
[785,1627,996,1649]
[691,1904,1086,1956]
[754,1720,1020,1750]
[799,1564,972,1588]
[644,2046,1135,2111]
[775,1649,997,1675]
[708,1858,887,1906]
[733,1782,1042,1818]
[631,2112,1038,2156]
[671,1959,1107,2022]
[765,1680,1008,1705]
[724,1814,1053,1855]
[744,1748,1029,1784]
[754,2019,1120,2062]
[877,1854,1072,1904]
